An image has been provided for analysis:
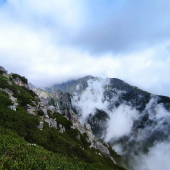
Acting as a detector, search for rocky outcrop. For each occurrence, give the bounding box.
[28,83,49,99]
[7,81,12,85]
[37,122,43,130]
[0,88,18,111]
[12,77,28,88]
[59,124,65,133]
[37,118,58,130]
[68,109,114,159]
[69,109,85,132]
[9,103,18,111]
[45,118,57,129]
[26,104,37,115]
[96,142,110,155]
[4,88,17,103]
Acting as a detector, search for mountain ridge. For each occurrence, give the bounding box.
[0,66,127,170]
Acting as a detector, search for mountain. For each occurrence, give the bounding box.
[45,75,170,169]
[0,66,127,170]
[45,75,96,95]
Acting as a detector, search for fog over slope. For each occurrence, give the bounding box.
[71,78,170,170]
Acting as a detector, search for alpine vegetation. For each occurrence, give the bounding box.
[0,66,126,170]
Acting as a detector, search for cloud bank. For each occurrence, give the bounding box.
[0,0,170,97]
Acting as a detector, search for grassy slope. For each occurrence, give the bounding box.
[0,73,126,170]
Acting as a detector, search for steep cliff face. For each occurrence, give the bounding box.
[0,67,127,170]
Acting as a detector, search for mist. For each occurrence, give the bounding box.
[71,78,170,170]
[72,78,110,123]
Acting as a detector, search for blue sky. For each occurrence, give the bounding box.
[0,0,170,96]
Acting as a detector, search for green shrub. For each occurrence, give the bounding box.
[48,97,56,106]
[0,91,12,107]
[0,70,5,74]
[53,112,73,129]
[11,73,28,84]
[37,110,44,116]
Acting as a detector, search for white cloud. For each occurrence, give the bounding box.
[105,105,139,141]
[133,142,170,170]
[72,79,110,123]
[0,0,170,97]
[72,78,170,170]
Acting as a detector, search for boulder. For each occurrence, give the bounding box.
[37,122,43,130]
[47,105,56,114]
[9,103,18,111]
[45,118,57,129]
[96,142,110,155]
[59,124,65,133]
[40,107,49,118]
[26,104,37,115]
[84,123,92,131]
[7,81,12,85]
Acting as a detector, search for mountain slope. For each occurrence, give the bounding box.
[0,66,126,170]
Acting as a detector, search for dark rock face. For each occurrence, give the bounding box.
[45,75,170,165]
[107,78,151,111]
[87,109,109,138]
[157,95,170,110]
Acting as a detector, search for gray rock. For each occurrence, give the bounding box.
[27,143,37,147]
[68,110,96,147]
[4,88,13,96]
[40,98,48,106]
[45,118,57,129]
[47,105,56,114]
[32,101,36,105]
[59,124,65,133]
[30,99,36,105]
[28,83,49,99]
[39,107,48,117]
[26,104,36,115]
[96,142,110,155]
[3,88,18,111]
[69,110,85,133]
[12,77,28,88]
[37,122,43,130]
[4,88,17,103]
[84,123,92,131]
[77,134,81,140]
[109,155,116,164]
[26,104,32,109]
[7,81,12,85]
[35,96,39,100]
[9,103,18,111]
